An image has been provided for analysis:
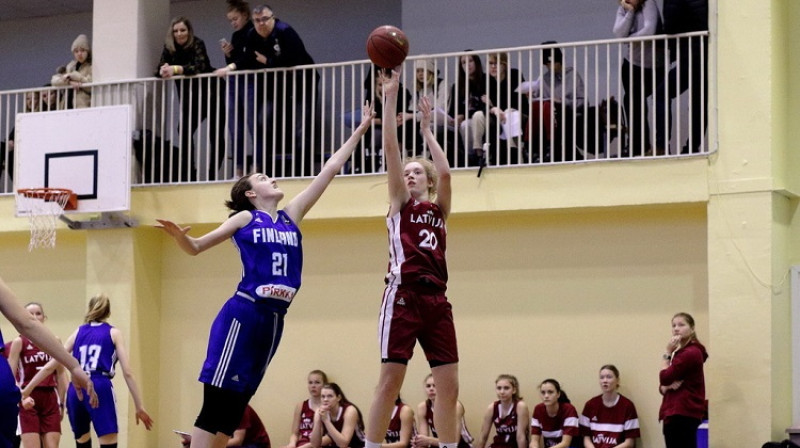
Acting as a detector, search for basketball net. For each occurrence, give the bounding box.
[16,188,75,251]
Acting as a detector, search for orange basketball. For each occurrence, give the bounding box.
[366,25,409,69]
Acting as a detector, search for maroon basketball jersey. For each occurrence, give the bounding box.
[17,336,57,388]
[298,399,315,445]
[490,400,519,448]
[385,403,404,443]
[579,395,640,448]
[386,198,448,290]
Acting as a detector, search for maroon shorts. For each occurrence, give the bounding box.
[378,283,458,365]
[19,387,62,434]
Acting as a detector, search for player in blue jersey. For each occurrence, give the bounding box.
[23,294,153,448]
[156,103,374,448]
[0,276,96,448]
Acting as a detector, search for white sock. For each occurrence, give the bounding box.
[440,443,457,448]
[366,441,382,448]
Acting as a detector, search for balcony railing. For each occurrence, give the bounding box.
[0,32,710,191]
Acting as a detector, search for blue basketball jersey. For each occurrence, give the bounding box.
[232,209,303,312]
[72,322,117,378]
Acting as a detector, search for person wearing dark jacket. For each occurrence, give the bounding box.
[157,16,226,181]
[659,312,708,448]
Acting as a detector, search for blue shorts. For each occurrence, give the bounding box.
[199,294,285,394]
[0,359,21,448]
[67,376,118,438]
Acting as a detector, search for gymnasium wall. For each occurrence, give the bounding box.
[155,202,707,448]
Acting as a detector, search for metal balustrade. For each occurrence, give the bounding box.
[0,32,710,192]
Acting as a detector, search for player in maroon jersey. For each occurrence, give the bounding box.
[365,69,460,448]
[6,302,68,448]
[578,365,640,448]
[384,396,414,448]
[475,375,530,448]
[284,370,329,448]
[529,379,579,448]
[310,383,365,448]
[414,374,473,448]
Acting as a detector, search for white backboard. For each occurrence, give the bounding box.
[14,105,132,216]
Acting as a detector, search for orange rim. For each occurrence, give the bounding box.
[17,188,78,210]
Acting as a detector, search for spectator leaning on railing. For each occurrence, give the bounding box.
[50,34,92,109]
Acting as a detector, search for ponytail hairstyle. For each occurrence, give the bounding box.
[84,294,111,323]
[495,374,522,401]
[309,369,329,384]
[540,378,570,404]
[225,175,257,217]
[673,312,700,344]
[323,383,365,431]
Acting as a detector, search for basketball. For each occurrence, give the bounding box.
[366,25,409,69]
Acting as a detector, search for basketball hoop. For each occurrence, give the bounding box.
[16,188,78,251]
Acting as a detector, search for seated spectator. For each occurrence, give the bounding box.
[384,396,414,448]
[521,42,585,162]
[474,374,530,448]
[578,365,640,448]
[397,59,452,156]
[413,373,474,448]
[284,370,329,448]
[349,68,414,174]
[3,88,57,180]
[309,383,365,448]
[179,404,270,448]
[50,34,92,109]
[530,379,579,448]
[448,52,486,167]
[157,16,226,182]
[479,52,525,165]
[612,0,663,157]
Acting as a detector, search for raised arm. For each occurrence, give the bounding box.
[419,96,451,219]
[283,103,374,224]
[0,280,95,406]
[382,71,412,215]
[111,327,154,430]
[155,211,252,255]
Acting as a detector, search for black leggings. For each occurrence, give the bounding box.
[194,384,253,437]
[663,415,701,448]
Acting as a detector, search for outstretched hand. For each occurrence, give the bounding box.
[418,96,433,129]
[358,101,376,133]
[155,219,191,239]
[378,69,400,97]
[136,408,155,430]
[70,367,99,408]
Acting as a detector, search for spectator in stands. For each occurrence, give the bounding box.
[578,365,640,448]
[655,0,708,155]
[221,0,256,177]
[529,379,579,448]
[215,4,317,177]
[480,52,525,165]
[3,88,57,180]
[399,59,451,154]
[309,383,365,448]
[520,42,585,162]
[157,16,226,182]
[612,0,663,157]
[448,52,486,167]
[50,34,92,109]
[179,404,270,448]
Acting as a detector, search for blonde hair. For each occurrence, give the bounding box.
[84,294,111,323]
[496,373,522,401]
[489,52,509,68]
[404,157,438,199]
